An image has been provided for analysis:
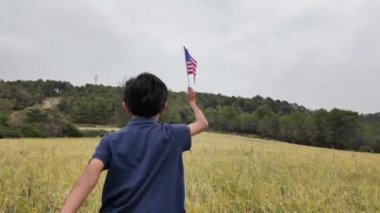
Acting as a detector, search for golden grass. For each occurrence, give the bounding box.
[0,133,379,212]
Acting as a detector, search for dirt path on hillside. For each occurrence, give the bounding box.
[41,97,61,109]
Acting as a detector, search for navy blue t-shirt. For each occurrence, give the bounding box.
[92,117,191,213]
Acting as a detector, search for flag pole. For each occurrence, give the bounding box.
[184,46,190,88]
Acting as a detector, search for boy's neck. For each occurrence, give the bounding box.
[131,115,160,122]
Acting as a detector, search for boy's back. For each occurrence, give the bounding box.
[94,118,191,212]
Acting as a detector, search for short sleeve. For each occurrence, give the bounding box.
[92,136,111,170]
[170,124,192,151]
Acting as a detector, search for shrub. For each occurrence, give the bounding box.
[0,113,20,138]
[63,123,81,137]
[79,129,112,137]
[13,107,81,138]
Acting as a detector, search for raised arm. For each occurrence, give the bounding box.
[187,87,208,136]
[61,159,104,213]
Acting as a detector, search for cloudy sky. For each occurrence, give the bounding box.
[1,0,379,113]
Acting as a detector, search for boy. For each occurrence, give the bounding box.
[61,73,208,212]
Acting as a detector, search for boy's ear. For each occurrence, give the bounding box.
[159,101,168,114]
[122,102,132,115]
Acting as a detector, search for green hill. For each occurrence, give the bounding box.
[0,79,379,153]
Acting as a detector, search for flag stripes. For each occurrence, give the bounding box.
[184,47,197,76]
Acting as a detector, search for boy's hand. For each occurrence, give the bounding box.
[187,87,196,106]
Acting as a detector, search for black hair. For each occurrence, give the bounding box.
[123,72,168,117]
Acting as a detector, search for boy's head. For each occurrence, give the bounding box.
[123,73,168,118]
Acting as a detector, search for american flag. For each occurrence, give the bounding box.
[184,47,197,77]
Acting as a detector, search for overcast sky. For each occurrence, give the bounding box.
[1,0,379,113]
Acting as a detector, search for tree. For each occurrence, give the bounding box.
[24,106,48,122]
[239,113,258,133]
[327,109,364,149]
[278,112,315,145]
[0,113,19,138]
[0,98,14,112]
[220,106,241,132]
[91,97,114,124]
[253,105,279,137]
[312,109,332,147]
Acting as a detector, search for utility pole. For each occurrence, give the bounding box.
[94,74,98,85]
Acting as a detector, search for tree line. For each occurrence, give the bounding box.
[0,80,379,153]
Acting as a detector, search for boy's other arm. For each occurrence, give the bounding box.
[187,87,208,136]
[61,159,104,213]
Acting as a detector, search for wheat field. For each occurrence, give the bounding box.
[0,133,379,212]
